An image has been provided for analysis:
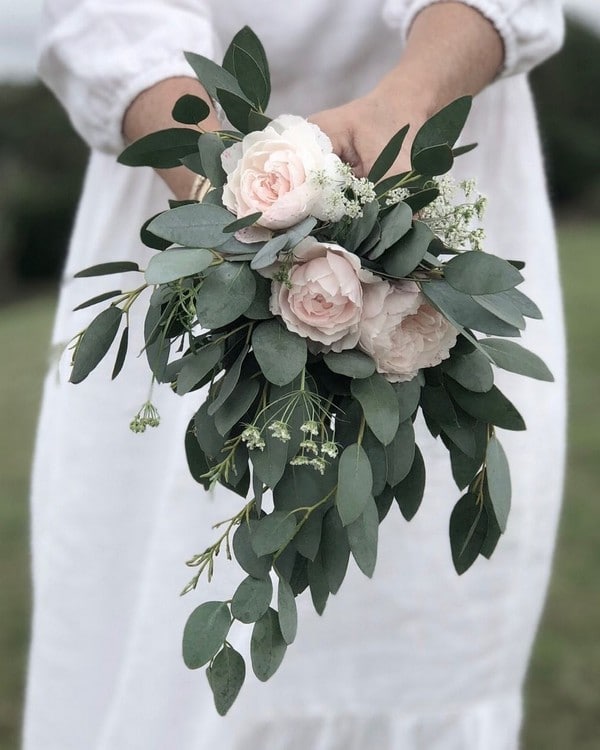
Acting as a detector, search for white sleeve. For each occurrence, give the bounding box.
[382,0,564,78]
[37,0,220,154]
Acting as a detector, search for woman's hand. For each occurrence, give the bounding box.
[310,2,503,179]
[122,76,221,200]
[310,89,429,178]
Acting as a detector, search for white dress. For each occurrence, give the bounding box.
[25,1,567,748]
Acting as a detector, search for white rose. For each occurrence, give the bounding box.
[221,115,344,231]
[358,280,458,382]
[271,238,376,352]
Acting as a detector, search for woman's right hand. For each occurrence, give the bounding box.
[122,76,221,200]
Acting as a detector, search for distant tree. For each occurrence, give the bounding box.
[531,19,600,213]
[0,83,87,300]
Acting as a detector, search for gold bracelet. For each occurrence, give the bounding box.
[189,175,211,202]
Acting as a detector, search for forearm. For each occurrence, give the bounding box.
[375,2,504,120]
[122,76,221,199]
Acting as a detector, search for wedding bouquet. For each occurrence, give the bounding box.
[69,27,553,714]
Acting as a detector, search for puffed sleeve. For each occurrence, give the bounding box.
[382,0,564,77]
[37,0,220,154]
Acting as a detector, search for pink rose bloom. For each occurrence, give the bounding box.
[221,115,344,231]
[359,280,458,382]
[271,238,375,352]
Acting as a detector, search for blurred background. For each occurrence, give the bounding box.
[0,1,599,748]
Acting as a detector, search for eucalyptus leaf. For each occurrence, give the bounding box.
[449,493,488,575]
[250,511,297,556]
[294,510,324,561]
[362,428,387,497]
[145,247,213,285]
[350,373,399,446]
[447,381,526,431]
[231,575,273,623]
[73,289,123,312]
[344,199,379,253]
[143,305,170,383]
[224,41,270,112]
[118,128,200,168]
[307,551,329,615]
[252,319,307,386]
[70,306,123,384]
[182,601,231,669]
[194,401,227,460]
[232,522,272,579]
[412,143,454,176]
[217,88,256,133]
[473,292,526,330]
[381,220,433,278]
[346,497,379,578]
[443,348,494,393]
[250,607,287,681]
[177,341,224,396]
[392,379,422,422]
[372,201,413,256]
[443,435,482,490]
[111,325,128,380]
[420,384,458,427]
[403,188,440,213]
[184,51,250,102]
[320,507,350,594]
[504,287,542,319]
[198,132,227,187]
[185,419,211,490]
[445,252,524,295]
[324,350,376,379]
[480,487,503,559]
[479,339,554,382]
[206,644,246,716]
[207,347,247,416]
[214,378,260,435]
[250,234,289,270]
[74,261,140,278]
[369,124,410,183]
[336,443,373,526]
[411,96,472,157]
[421,280,522,337]
[394,446,426,521]
[485,435,511,532]
[285,216,318,249]
[244,274,273,319]
[196,262,256,327]
[375,486,395,522]
[172,94,210,124]
[277,575,298,644]
[385,419,416,487]
[147,203,234,247]
[224,212,263,233]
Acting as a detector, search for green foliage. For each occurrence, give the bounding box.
[206,643,246,716]
[69,306,123,383]
[250,608,287,681]
[252,320,307,386]
[118,128,200,168]
[182,601,231,669]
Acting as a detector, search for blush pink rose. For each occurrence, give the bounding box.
[271,238,375,351]
[358,280,458,382]
[221,115,344,231]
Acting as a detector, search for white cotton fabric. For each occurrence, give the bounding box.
[25,2,566,749]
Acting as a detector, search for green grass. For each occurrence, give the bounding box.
[0,223,599,749]
[522,222,600,750]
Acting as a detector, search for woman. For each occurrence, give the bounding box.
[25,2,566,748]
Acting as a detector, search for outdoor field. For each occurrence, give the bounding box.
[0,222,598,749]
